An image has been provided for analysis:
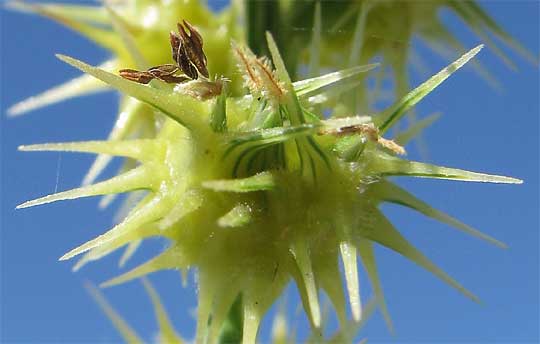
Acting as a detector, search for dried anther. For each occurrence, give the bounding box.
[119,64,190,85]
[120,20,209,84]
[170,20,209,79]
[119,69,155,84]
[320,123,406,155]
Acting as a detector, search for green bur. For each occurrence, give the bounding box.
[17,34,521,343]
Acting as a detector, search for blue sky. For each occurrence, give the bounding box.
[1,1,538,343]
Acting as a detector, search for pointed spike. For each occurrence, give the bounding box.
[55,54,208,132]
[460,0,538,64]
[313,255,347,326]
[84,282,144,344]
[227,124,320,154]
[119,240,142,268]
[348,0,370,67]
[308,1,321,77]
[371,181,507,248]
[368,153,523,184]
[16,165,152,209]
[195,274,214,344]
[207,289,240,344]
[99,193,117,209]
[423,21,503,90]
[113,190,148,223]
[84,154,114,187]
[158,190,203,230]
[270,299,288,344]
[99,159,138,208]
[266,32,292,86]
[6,1,109,25]
[328,297,377,343]
[101,249,183,287]
[141,278,184,343]
[266,32,307,126]
[7,60,113,117]
[450,0,518,70]
[362,207,480,302]
[60,195,169,260]
[356,238,393,333]
[293,64,379,99]
[290,242,321,328]
[340,241,362,322]
[217,203,253,228]
[242,299,261,344]
[83,98,147,186]
[8,1,121,52]
[104,3,148,70]
[19,139,160,162]
[202,171,275,193]
[394,112,441,146]
[73,245,116,272]
[74,222,159,272]
[378,45,484,134]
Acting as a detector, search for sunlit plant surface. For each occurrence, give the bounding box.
[6,0,536,342]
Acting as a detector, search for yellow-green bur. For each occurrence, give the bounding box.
[17,38,522,344]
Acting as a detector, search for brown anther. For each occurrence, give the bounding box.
[148,64,190,83]
[119,64,190,85]
[119,69,155,84]
[169,31,181,64]
[177,42,199,80]
[119,20,210,85]
[175,20,209,78]
[148,64,179,77]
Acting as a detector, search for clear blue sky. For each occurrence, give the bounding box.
[1,1,538,342]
